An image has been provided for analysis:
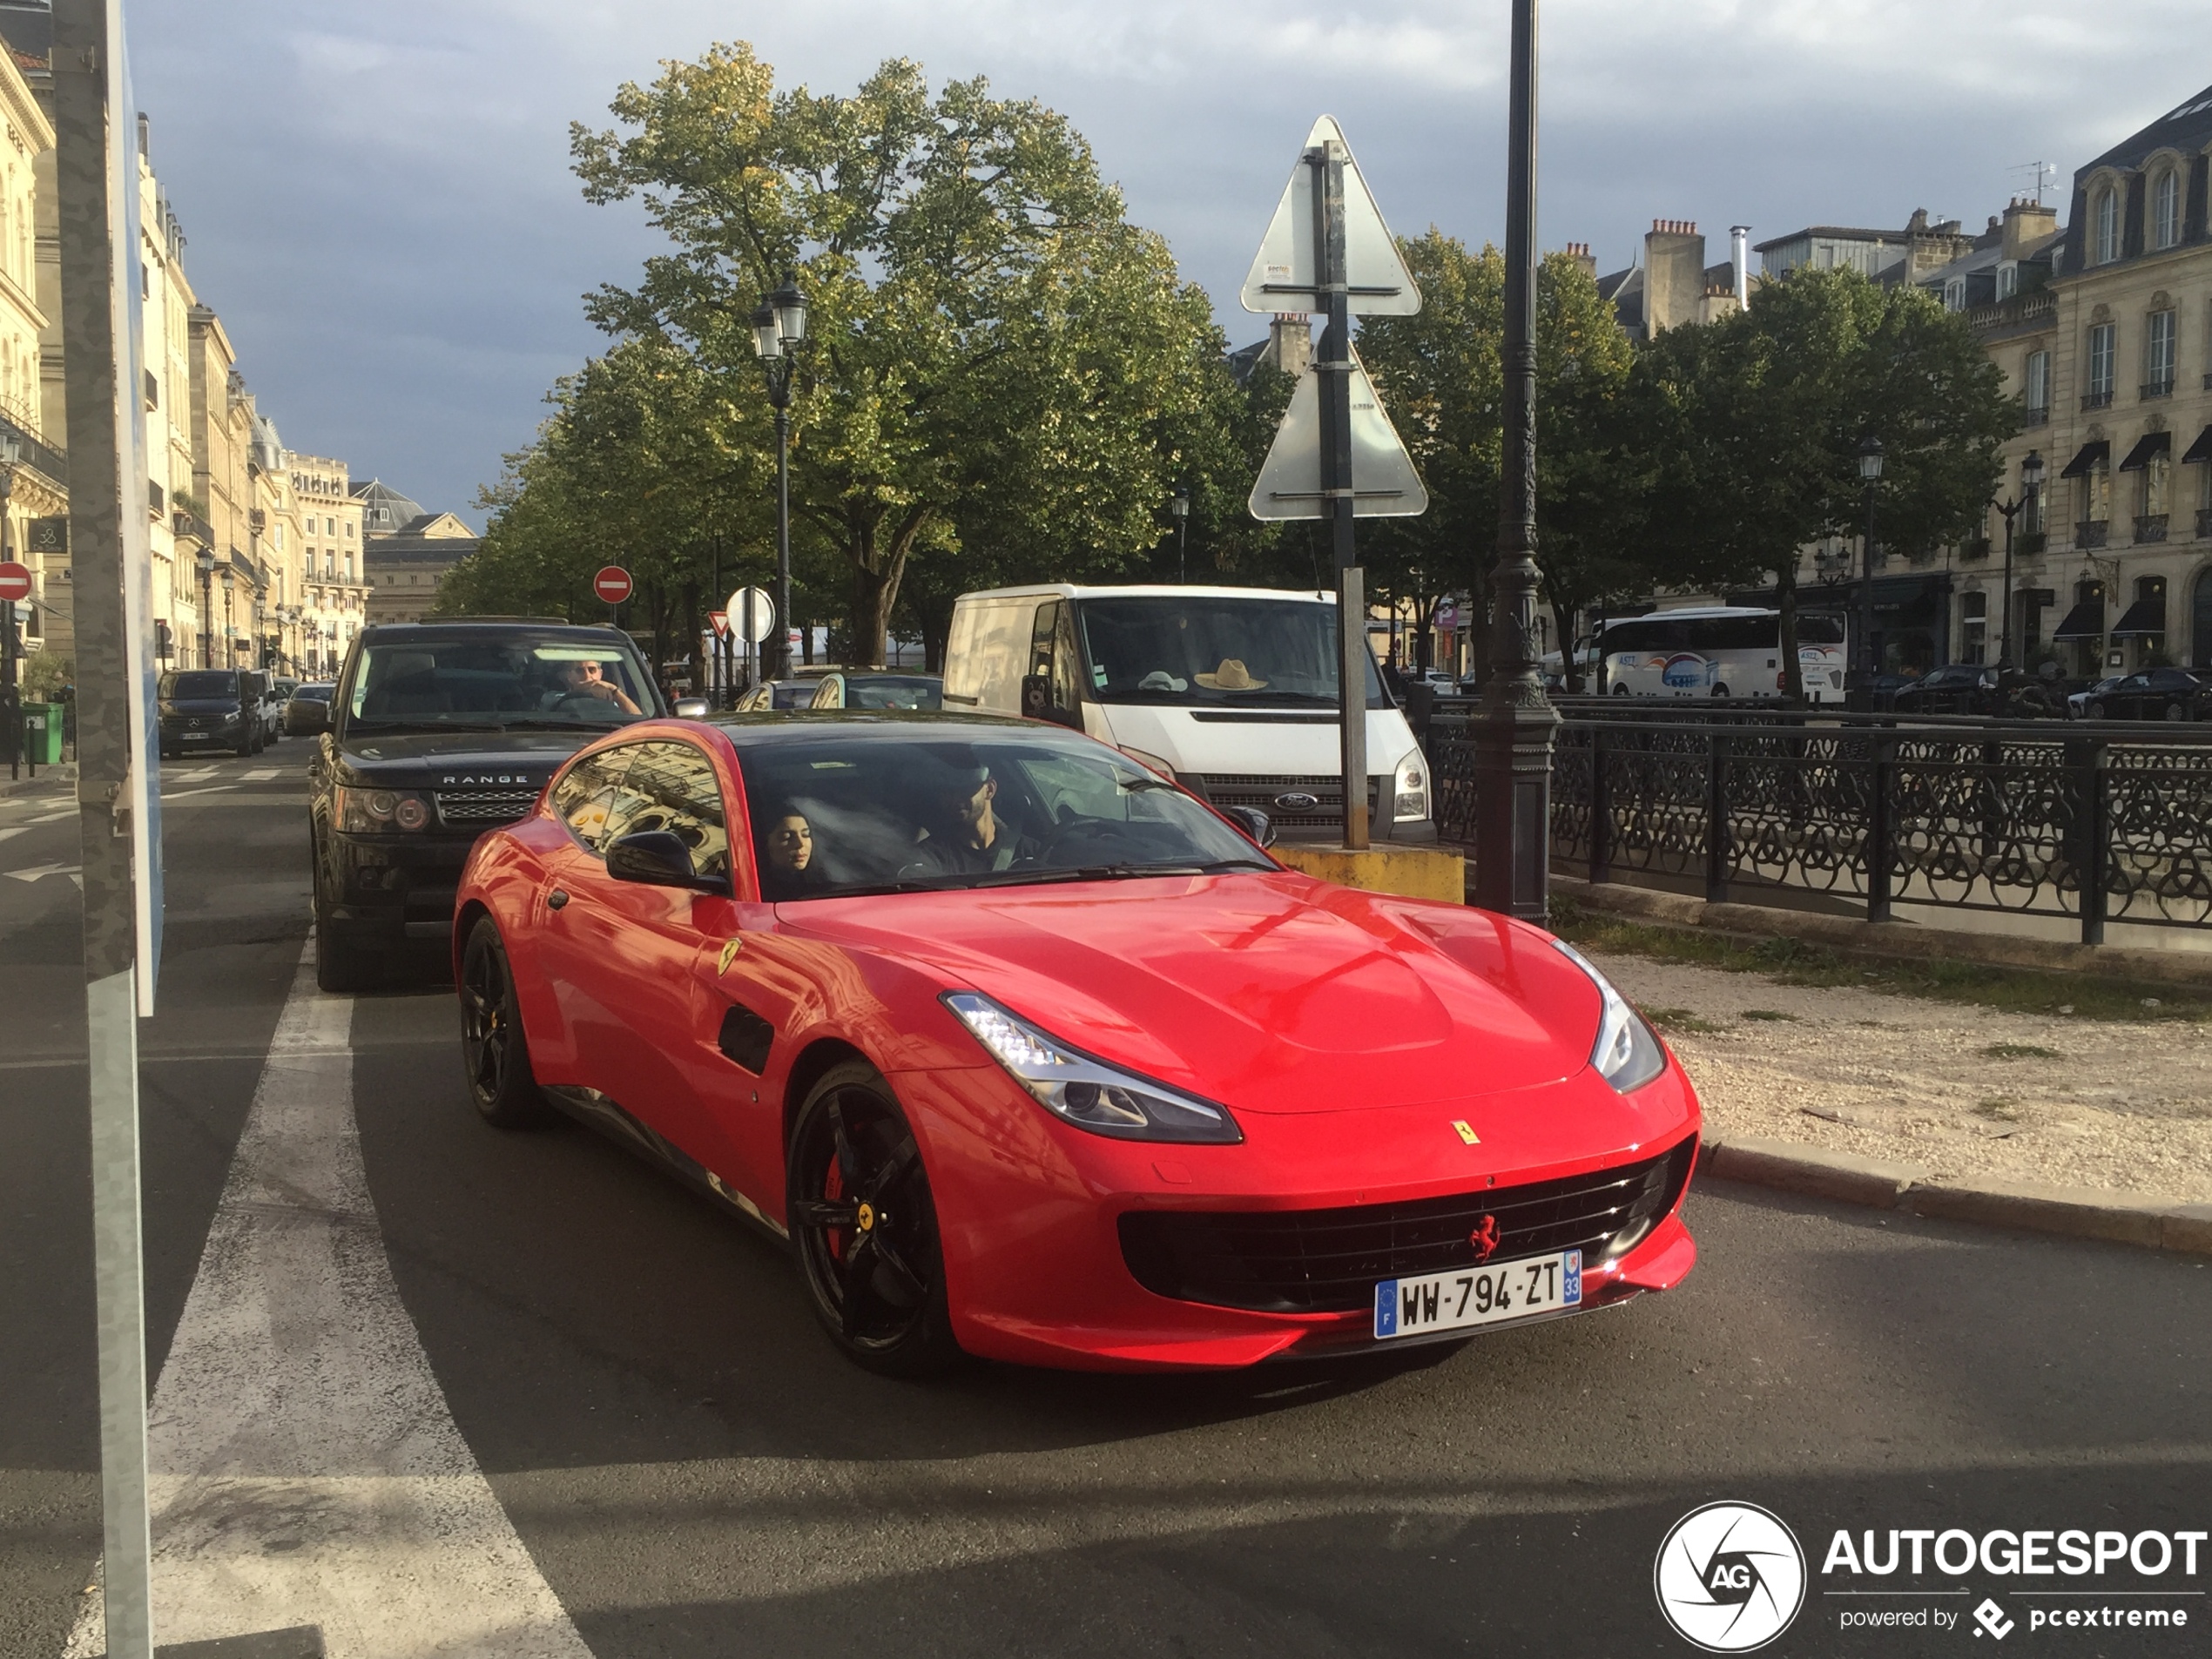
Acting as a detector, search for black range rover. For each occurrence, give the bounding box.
[305,620,677,990]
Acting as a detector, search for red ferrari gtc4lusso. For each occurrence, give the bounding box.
[453,712,1700,1375]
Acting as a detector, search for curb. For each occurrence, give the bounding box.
[0,763,73,798]
[1700,1135,2212,1257]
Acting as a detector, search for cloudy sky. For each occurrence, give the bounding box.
[126,0,2207,524]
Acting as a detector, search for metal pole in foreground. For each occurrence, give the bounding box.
[1311,138,1368,849]
[1471,0,1559,919]
[56,2,154,1651]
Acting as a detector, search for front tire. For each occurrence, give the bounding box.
[459,916,551,1128]
[787,1062,961,1377]
[314,903,376,993]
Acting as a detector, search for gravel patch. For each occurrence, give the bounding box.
[1590,949,2212,1204]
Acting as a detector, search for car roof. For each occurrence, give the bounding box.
[958,583,1339,604]
[703,711,1039,747]
[356,620,636,644]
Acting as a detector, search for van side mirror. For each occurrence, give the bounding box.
[1021,674,1081,730]
[606,829,726,894]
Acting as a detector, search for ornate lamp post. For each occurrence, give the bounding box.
[750,275,806,678]
[1851,435,1885,704]
[1170,485,1190,583]
[1471,0,1559,920]
[196,550,214,669]
[0,434,19,758]
[1992,448,2045,670]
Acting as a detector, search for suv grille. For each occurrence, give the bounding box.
[1118,1137,1696,1313]
[434,787,540,828]
[1186,772,1380,833]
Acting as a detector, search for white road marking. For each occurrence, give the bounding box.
[243,767,280,781]
[158,786,236,801]
[64,943,593,1659]
[0,826,24,844]
[4,860,81,886]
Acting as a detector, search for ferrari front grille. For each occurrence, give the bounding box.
[1117,1136,1696,1313]
[434,787,539,827]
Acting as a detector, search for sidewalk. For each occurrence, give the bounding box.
[0,760,73,799]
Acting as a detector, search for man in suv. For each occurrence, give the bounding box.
[303,619,670,990]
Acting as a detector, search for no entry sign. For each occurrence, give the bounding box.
[592,564,633,606]
[0,559,30,604]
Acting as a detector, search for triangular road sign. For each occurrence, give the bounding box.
[1248,354,1428,521]
[708,610,730,638]
[1240,115,1420,317]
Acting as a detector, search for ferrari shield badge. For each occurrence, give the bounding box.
[717,939,743,976]
[1452,1119,1480,1145]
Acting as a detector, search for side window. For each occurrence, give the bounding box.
[550,745,639,855]
[603,740,730,874]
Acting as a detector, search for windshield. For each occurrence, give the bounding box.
[343,636,655,732]
[842,675,942,711]
[294,684,334,703]
[1074,597,1387,708]
[159,671,240,700]
[736,732,1271,900]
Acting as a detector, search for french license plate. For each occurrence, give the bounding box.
[1373,1250,1581,1339]
[182,732,209,741]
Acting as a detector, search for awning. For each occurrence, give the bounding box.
[2110,597,2168,637]
[2050,600,2107,641]
[2182,426,2212,465]
[2059,441,2109,478]
[2118,431,2171,471]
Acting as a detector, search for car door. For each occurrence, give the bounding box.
[535,740,650,1082]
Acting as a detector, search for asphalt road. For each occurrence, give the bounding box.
[4,752,2209,1656]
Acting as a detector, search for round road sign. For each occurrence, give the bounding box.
[0,560,29,604]
[593,564,633,605]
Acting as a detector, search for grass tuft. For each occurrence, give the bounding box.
[1741,1008,1798,1022]
[1643,1007,1726,1035]
[1981,1042,2060,1060]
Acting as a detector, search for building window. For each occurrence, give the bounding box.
[1960,591,1987,664]
[1944,277,1966,312]
[2147,309,2176,396]
[2153,169,2181,249]
[2024,349,2050,421]
[1997,262,2017,300]
[2142,451,2170,518]
[2093,186,2121,264]
[2086,322,2115,407]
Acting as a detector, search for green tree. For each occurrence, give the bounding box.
[570,46,1231,664]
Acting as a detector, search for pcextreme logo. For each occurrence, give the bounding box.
[1655,1501,1808,1652]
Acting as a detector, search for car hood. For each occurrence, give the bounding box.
[786,872,1605,1114]
[334,727,605,786]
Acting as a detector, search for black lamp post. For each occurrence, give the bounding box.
[1991,448,2045,670]
[751,274,806,677]
[196,550,214,669]
[0,435,17,778]
[1170,485,1190,583]
[1851,435,1885,703]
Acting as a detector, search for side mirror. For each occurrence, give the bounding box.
[671,698,710,718]
[606,829,725,894]
[1021,674,1082,730]
[1219,805,1276,848]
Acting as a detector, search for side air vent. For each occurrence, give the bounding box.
[717,1003,774,1074]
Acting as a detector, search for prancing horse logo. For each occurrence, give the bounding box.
[1470,1215,1501,1262]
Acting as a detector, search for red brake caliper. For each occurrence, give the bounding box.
[823,1155,846,1263]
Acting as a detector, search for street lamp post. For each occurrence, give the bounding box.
[0,435,18,774]
[1170,486,1190,583]
[1993,448,2045,670]
[1851,435,1885,705]
[751,275,807,678]
[196,550,214,670]
[1470,0,1560,921]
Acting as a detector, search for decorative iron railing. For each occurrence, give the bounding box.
[1428,703,2212,942]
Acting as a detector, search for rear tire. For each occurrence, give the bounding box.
[459,915,552,1128]
[787,1062,961,1377]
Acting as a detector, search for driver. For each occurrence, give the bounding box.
[910,758,1038,876]
[757,808,826,900]
[546,657,642,715]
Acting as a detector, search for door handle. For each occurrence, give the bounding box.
[548,889,569,910]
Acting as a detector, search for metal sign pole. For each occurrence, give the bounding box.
[57,2,155,1652]
[1312,141,1369,851]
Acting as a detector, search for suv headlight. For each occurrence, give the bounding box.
[1550,939,1667,1094]
[943,991,1243,1143]
[1392,751,1428,822]
[333,785,433,833]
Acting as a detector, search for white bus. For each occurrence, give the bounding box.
[1593,607,1850,702]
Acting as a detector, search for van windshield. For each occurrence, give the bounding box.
[159,671,240,700]
[1074,597,1387,709]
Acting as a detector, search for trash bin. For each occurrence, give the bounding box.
[23,700,62,764]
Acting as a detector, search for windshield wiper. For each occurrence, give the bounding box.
[1118,775,1179,792]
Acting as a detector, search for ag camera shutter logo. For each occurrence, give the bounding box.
[1655,1501,1807,1652]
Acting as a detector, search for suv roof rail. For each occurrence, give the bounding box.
[376,615,583,627]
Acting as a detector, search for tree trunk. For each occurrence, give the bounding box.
[681,574,700,697]
[1777,563,1804,704]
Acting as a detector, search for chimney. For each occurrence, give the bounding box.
[1730,226,1750,307]
[2000,197,2059,260]
[137,111,149,161]
[1563,240,1596,280]
[1643,219,1705,334]
[1266,313,1312,378]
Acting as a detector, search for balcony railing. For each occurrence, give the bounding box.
[2200,508,2212,540]
[2077,521,2109,550]
[172,509,213,548]
[2142,378,2175,401]
[0,408,66,490]
[1960,536,1991,561]
[2022,403,2050,428]
[2081,388,2115,410]
[2135,513,2168,543]
[2020,530,2047,556]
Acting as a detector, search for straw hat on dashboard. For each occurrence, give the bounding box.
[1194,658,1268,690]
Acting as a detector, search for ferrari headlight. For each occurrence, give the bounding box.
[1550,939,1667,1094]
[942,992,1243,1144]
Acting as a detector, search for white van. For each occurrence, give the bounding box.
[941,583,1433,842]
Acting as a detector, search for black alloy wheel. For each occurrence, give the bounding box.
[459,915,551,1129]
[2166,701,2187,721]
[787,1062,961,1376]
[2087,701,2107,719]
